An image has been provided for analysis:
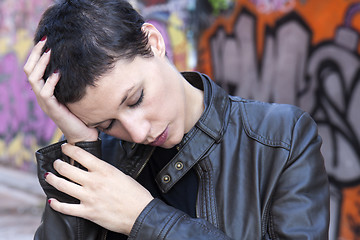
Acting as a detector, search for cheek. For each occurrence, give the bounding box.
[150,89,180,118]
[145,78,184,122]
[103,122,129,140]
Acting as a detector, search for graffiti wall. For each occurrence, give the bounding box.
[1,0,359,239]
[197,0,360,239]
[0,0,61,171]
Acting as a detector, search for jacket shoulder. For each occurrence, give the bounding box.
[232,97,308,150]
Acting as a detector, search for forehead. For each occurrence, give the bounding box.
[66,60,138,122]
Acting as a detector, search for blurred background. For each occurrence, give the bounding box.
[1,0,360,239]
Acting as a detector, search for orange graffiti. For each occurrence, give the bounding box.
[197,0,360,78]
[340,185,360,240]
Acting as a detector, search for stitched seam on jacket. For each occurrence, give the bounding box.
[205,158,219,228]
[183,218,226,237]
[266,112,307,239]
[268,210,279,240]
[285,111,306,167]
[77,217,82,240]
[159,212,186,240]
[240,102,291,150]
[129,199,160,239]
[195,164,205,219]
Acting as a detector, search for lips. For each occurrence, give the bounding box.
[149,127,168,147]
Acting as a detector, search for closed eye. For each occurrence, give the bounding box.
[129,89,144,108]
[99,119,115,132]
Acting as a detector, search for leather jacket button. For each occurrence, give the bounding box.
[162,175,171,183]
[175,161,184,170]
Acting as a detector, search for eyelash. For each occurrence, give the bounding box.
[100,90,144,132]
[129,89,144,108]
[103,119,115,132]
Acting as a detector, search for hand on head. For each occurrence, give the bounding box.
[24,37,99,144]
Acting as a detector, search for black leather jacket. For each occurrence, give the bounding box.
[34,72,330,239]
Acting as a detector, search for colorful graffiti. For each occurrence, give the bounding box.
[197,0,360,239]
[250,0,297,13]
[140,0,196,71]
[2,0,359,238]
[0,0,62,171]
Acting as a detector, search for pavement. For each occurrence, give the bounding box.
[0,165,45,240]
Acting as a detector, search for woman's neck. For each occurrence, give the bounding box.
[183,77,205,133]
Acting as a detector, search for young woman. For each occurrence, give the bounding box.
[24,0,330,239]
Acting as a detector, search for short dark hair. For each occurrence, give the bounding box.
[35,0,153,104]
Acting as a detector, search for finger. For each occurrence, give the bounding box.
[53,159,88,185]
[27,48,51,93]
[23,37,47,76]
[61,143,106,171]
[45,171,84,200]
[40,69,60,99]
[48,198,87,219]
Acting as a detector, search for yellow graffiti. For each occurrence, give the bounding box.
[13,29,33,63]
[0,29,32,62]
[51,128,64,143]
[0,37,9,55]
[0,140,5,156]
[1,128,62,167]
[168,13,189,71]
[7,134,33,166]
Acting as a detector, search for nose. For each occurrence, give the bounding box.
[117,113,150,144]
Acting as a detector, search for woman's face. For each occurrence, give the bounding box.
[67,55,188,149]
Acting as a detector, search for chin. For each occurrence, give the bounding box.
[160,142,176,149]
[161,137,180,149]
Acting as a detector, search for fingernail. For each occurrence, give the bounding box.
[44,172,49,178]
[54,69,59,74]
[45,48,50,53]
[48,199,51,204]
[41,36,47,41]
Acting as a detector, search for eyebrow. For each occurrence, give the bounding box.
[87,86,134,127]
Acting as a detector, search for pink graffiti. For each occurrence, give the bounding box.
[251,0,296,13]
[345,3,360,27]
[147,19,174,64]
[143,0,168,7]
[0,53,56,144]
[0,0,52,35]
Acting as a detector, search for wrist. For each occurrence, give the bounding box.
[124,196,154,236]
[64,132,99,145]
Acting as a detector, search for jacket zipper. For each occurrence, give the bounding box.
[134,147,156,179]
[100,228,108,240]
[195,164,202,219]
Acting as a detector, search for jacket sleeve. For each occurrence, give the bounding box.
[128,198,232,240]
[34,140,105,240]
[268,112,330,239]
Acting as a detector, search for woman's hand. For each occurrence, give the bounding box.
[44,143,154,235]
[24,38,98,143]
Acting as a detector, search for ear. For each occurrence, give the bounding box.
[142,23,166,57]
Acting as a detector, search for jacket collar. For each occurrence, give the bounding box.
[155,72,230,193]
[122,72,230,193]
